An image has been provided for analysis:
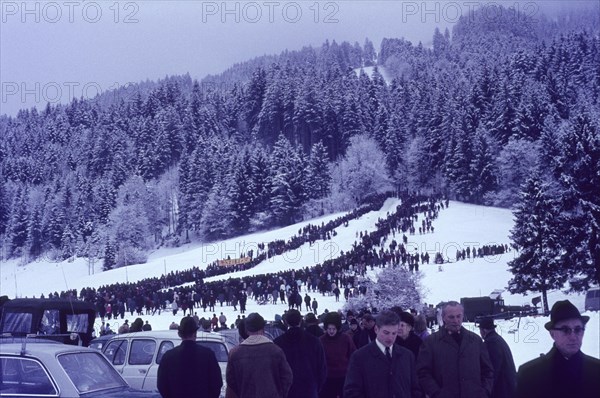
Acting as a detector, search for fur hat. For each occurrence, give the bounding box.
[399,311,415,327]
[323,312,342,330]
[245,313,266,332]
[544,300,590,330]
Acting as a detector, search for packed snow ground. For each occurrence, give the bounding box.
[1,200,598,366]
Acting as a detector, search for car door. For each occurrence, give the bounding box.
[142,339,175,390]
[122,338,157,390]
[103,338,129,375]
[0,356,60,396]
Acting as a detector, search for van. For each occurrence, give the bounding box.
[585,287,600,311]
[98,330,229,396]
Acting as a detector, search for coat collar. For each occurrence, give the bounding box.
[241,334,272,346]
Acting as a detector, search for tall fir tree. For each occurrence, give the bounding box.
[8,188,30,256]
[268,135,308,226]
[307,141,331,200]
[508,174,564,313]
[103,239,116,271]
[229,150,257,235]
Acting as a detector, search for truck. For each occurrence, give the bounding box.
[460,291,537,322]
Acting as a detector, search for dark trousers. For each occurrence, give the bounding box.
[320,377,345,398]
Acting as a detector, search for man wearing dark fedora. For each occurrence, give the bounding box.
[477,317,516,398]
[226,312,292,398]
[516,300,600,398]
[157,316,222,398]
[274,309,327,398]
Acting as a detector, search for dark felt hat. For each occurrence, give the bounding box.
[305,313,318,324]
[399,312,415,327]
[361,313,375,322]
[245,313,266,332]
[285,309,302,327]
[544,300,590,330]
[178,316,198,335]
[476,317,496,330]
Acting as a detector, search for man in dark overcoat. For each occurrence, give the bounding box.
[516,300,600,398]
[157,316,222,398]
[274,309,327,398]
[477,317,516,398]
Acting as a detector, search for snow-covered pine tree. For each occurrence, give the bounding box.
[228,150,256,235]
[508,173,564,314]
[554,112,600,289]
[363,38,377,67]
[103,239,116,271]
[269,135,307,225]
[0,179,9,236]
[256,65,285,145]
[200,179,233,241]
[26,205,43,259]
[306,141,331,200]
[469,130,498,204]
[244,68,267,133]
[293,68,323,153]
[43,197,66,251]
[250,145,272,215]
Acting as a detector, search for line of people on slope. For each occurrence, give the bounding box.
[156,299,599,398]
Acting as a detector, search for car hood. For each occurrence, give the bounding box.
[85,387,162,397]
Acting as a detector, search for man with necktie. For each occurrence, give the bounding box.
[344,310,422,397]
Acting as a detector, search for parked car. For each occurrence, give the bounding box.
[0,338,160,397]
[96,330,229,396]
[88,333,115,351]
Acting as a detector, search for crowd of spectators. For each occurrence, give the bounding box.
[34,193,508,329]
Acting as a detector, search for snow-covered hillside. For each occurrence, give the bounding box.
[1,200,598,366]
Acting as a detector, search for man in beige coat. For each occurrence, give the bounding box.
[226,313,293,398]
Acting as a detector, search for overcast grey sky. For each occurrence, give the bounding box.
[0,1,595,116]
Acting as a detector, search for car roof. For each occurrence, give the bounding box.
[0,341,99,357]
[1,298,95,313]
[101,329,227,342]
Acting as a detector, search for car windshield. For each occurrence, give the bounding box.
[58,352,127,393]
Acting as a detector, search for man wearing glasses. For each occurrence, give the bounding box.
[516,300,600,398]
